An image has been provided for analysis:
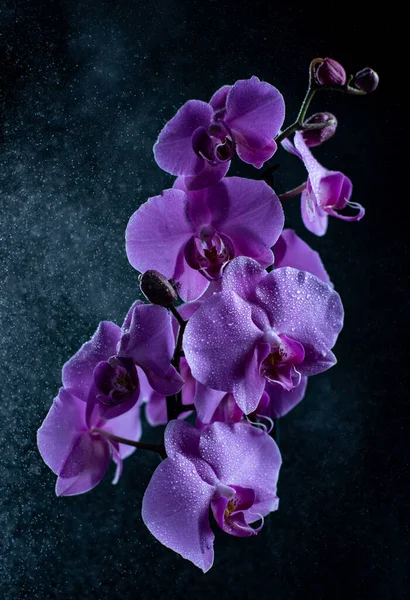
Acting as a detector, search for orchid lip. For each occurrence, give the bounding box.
[184,231,235,281]
[93,356,138,407]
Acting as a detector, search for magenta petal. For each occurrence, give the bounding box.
[37,388,88,475]
[261,376,308,418]
[232,342,270,414]
[120,304,174,376]
[236,138,278,169]
[301,187,329,236]
[175,260,209,303]
[102,401,142,460]
[145,392,167,426]
[199,422,281,512]
[164,419,201,459]
[184,159,230,191]
[125,189,194,279]
[207,177,284,266]
[56,431,110,496]
[142,453,215,572]
[194,382,227,424]
[143,364,184,397]
[256,267,344,375]
[62,322,121,402]
[183,290,262,393]
[274,229,330,283]
[221,255,266,303]
[209,84,232,113]
[154,100,213,177]
[225,76,285,166]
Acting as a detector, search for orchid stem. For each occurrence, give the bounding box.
[93,428,166,458]
[275,58,322,145]
[169,304,185,329]
[167,306,188,422]
[279,181,307,201]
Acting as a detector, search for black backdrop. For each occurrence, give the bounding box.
[1,2,408,599]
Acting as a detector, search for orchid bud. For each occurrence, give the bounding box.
[301,112,338,147]
[139,270,178,307]
[315,58,346,86]
[353,67,379,93]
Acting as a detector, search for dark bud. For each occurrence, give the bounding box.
[139,270,178,307]
[315,58,347,86]
[353,67,379,93]
[301,112,338,147]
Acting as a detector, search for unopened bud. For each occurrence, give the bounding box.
[139,270,178,307]
[301,112,338,147]
[315,58,346,86]
[353,67,379,93]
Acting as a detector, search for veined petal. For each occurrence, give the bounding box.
[183,290,262,393]
[209,84,231,113]
[261,376,308,418]
[207,177,284,262]
[119,304,175,375]
[154,100,213,177]
[56,431,110,496]
[273,229,331,284]
[301,187,328,236]
[256,267,344,375]
[199,422,281,509]
[125,189,194,279]
[184,159,230,191]
[62,322,121,402]
[37,388,88,475]
[232,342,270,414]
[225,76,285,167]
[142,453,215,572]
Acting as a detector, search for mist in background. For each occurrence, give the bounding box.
[0,1,407,598]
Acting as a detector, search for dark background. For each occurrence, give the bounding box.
[1,1,408,598]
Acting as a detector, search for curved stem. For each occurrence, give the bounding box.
[275,58,323,145]
[93,428,166,458]
[167,305,187,421]
[279,181,307,201]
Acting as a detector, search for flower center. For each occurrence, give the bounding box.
[93,356,138,406]
[184,229,235,281]
[261,334,305,391]
[191,120,235,165]
[211,485,263,538]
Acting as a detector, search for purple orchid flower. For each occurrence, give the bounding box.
[282,133,365,236]
[37,388,141,496]
[183,256,344,415]
[126,177,284,301]
[62,302,183,420]
[142,419,281,571]
[182,230,333,424]
[154,76,285,190]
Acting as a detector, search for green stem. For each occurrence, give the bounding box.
[275,58,323,144]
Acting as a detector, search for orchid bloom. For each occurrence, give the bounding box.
[283,133,365,235]
[184,256,344,414]
[142,420,281,571]
[126,177,284,301]
[154,76,285,190]
[62,302,183,420]
[37,388,141,496]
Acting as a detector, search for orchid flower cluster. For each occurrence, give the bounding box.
[37,58,378,572]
